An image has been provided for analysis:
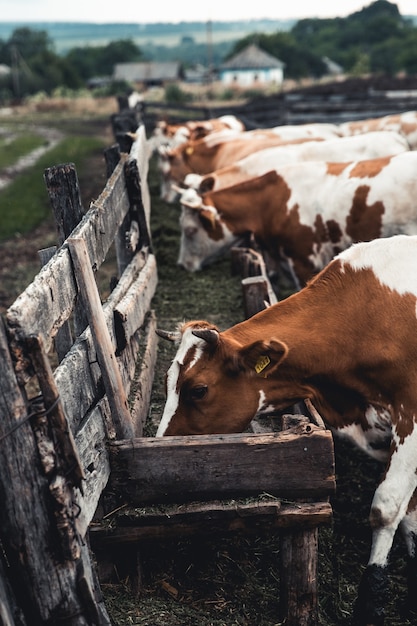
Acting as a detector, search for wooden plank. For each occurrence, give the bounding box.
[70,312,158,532]
[0,318,111,625]
[129,125,151,230]
[242,276,271,318]
[6,157,130,354]
[68,312,157,532]
[73,399,111,537]
[129,310,158,436]
[26,334,84,490]
[38,245,73,361]
[89,501,332,544]
[68,237,134,440]
[114,253,158,350]
[54,298,155,434]
[280,528,319,626]
[108,427,335,504]
[124,158,151,251]
[6,244,77,357]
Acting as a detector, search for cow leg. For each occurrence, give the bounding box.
[354,426,417,625]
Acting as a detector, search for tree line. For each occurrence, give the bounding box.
[229,0,417,78]
[0,0,416,102]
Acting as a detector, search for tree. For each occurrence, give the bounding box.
[65,39,143,80]
[290,0,412,75]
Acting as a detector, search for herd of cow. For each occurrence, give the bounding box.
[147,111,417,625]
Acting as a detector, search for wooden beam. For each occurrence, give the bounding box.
[68,237,134,440]
[89,500,332,544]
[108,427,335,504]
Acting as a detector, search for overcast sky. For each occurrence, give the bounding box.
[1,0,416,24]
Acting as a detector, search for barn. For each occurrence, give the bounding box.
[113,60,184,88]
[218,43,285,88]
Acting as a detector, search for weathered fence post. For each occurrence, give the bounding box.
[44,163,88,336]
[280,528,319,626]
[0,318,111,625]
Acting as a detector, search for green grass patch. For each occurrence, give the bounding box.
[0,135,106,241]
[0,134,48,168]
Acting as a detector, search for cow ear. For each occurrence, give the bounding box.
[180,188,203,209]
[199,208,219,231]
[192,124,211,140]
[192,328,219,345]
[239,339,288,376]
[199,176,215,194]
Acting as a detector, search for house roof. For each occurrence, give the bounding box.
[113,62,182,82]
[220,44,285,70]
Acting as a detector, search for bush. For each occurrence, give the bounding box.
[164,83,193,103]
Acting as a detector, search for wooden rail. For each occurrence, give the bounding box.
[142,76,417,132]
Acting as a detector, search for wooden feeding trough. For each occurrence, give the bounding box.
[91,402,334,626]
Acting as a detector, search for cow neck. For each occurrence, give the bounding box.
[209,171,283,236]
[225,260,354,375]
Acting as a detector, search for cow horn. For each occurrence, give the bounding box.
[171,183,184,194]
[155,328,179,342]
[192,328,219,345]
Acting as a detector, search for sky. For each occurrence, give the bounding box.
[1,0,417,24]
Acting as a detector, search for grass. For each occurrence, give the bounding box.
[0,135,106,240]
[0,133,48,168]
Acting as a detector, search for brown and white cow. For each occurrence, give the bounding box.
[184,130,409,193]
[177,151,417,286]
[156,233,417,625]
[158,125,341,203]
[340,110,417,148]
[148,114,246,153]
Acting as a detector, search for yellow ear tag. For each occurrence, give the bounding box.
[255,355,271,375]
[185,146,194,155]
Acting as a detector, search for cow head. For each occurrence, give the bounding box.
[177,187,241,271]
[155,320,292,436]
[157,142,198,203]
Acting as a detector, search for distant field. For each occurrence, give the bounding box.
[0,19,295,53]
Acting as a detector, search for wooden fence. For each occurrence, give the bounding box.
[0,107,335,626]
[141,75,417,132]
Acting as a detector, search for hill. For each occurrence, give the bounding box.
[0,20,296,54]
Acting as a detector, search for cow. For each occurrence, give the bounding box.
[155,233,417,626]
[340,110,417,148]
[158,129,333,203]
[183,130,409,193]
[176,151,417,287]
[148,114,246,154]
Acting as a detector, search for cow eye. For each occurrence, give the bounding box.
[190,385,208,400]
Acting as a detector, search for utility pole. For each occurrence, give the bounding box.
[10,45,20,100]
[206,19,213,86]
